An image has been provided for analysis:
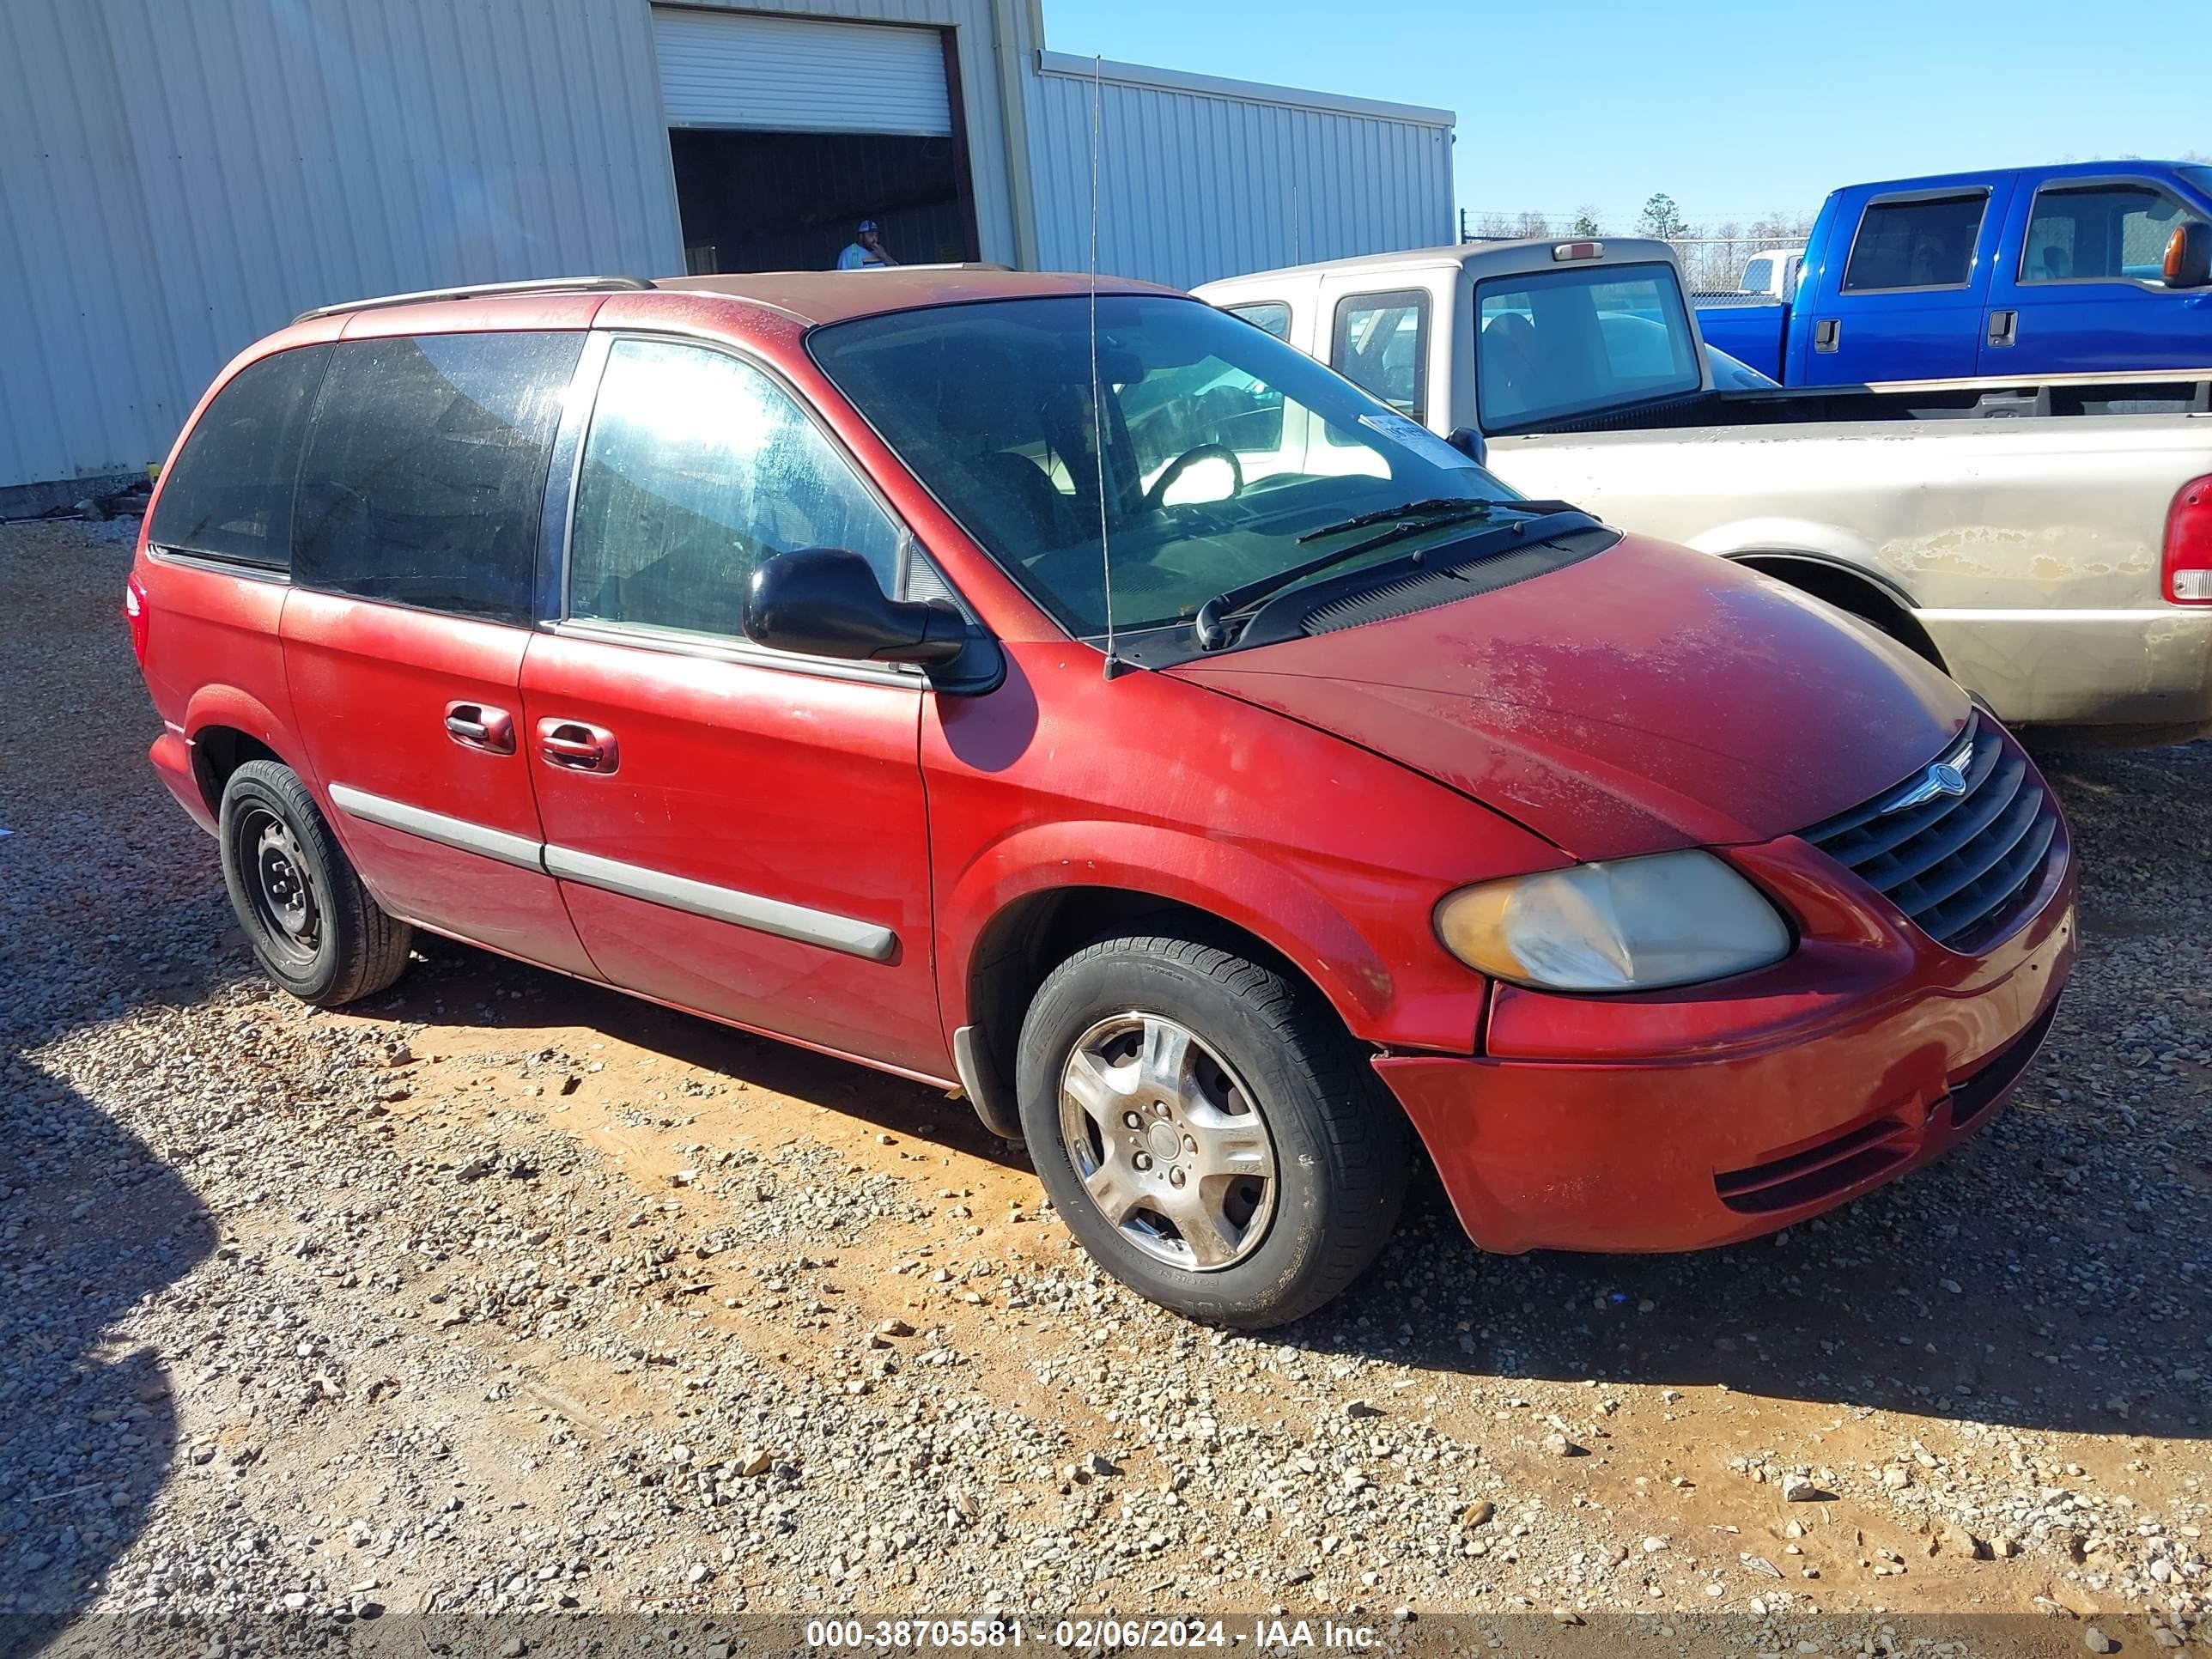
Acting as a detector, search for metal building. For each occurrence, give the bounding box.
[0,0,1454,501]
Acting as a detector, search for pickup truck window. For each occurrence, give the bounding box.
[2022,181,2203,284]
[1842,191,1987,293]
[1474,263,1700,433]
[1228,301,1291,341]
[1330,291,1428,426]
[811,293,1508,645]
[1741,258,1772,294]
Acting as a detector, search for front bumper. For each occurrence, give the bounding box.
[1376,830,2075,1255]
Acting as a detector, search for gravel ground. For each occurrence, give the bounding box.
[2,519,2208,1656]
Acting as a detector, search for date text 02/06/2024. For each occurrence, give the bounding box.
[802,1619,1382,1650]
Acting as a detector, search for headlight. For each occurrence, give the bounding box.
[1434,849,1790,992]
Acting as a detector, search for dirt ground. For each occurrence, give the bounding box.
[2,518,2207,1657]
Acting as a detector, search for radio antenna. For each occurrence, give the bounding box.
[1089,52,1123,679]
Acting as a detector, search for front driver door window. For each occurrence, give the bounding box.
[520,336,946,1075]
[567,337,905,639]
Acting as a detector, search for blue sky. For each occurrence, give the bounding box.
[1042,0,2211,233]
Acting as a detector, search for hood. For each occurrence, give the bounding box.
[1172,533,1966,861]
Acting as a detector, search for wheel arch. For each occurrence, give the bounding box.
[942,829,1401,1141]
[182,685,306,817]
[1723,549,1947,670]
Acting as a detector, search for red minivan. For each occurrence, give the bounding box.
[130,270,2075,1327]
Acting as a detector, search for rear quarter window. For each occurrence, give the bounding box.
[148,346,331,570]
[292,332,583,624]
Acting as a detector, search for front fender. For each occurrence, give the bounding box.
[936,817,1472,1051]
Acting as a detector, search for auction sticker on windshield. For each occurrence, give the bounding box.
[1359,410,1475,471]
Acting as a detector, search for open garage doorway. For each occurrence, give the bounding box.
[671,129,976,274]
[654,7,980,275]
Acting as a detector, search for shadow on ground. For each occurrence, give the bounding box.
[0,1069,214,1656]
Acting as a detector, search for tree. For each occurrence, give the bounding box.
[1749,210,1815,241]
[1515,210,1551,240]
[1571,206,1603,237]
[1637,191,1687,240]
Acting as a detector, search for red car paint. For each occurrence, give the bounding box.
[131,268,2074,1261]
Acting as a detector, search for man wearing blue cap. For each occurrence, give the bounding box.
[836,219,901,270]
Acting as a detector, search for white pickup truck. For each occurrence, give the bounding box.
[1195,240,2212,743]
[1733,246,1803,300]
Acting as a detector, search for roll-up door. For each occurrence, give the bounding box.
[653,8,953,137]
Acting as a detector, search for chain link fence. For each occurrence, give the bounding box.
[1456,212,1813,296]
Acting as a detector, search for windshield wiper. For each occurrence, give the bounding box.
[1295,496,1503,544]
[1193,504,1499,650]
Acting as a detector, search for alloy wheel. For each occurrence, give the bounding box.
[1055,1012,1277,1271]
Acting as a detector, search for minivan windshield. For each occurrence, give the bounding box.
[809,294,1523,643]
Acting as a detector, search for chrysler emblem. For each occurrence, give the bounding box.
[1881,761,1969,815]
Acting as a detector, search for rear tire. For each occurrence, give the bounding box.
[218,759,412,1007]
[1016,932,1407,1328]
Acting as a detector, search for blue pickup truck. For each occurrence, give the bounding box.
[1696,160,2212,383]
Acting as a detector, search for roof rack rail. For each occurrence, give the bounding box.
[293,275,655,325]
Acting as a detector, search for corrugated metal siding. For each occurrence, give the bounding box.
[1,0,1455,491]
[0,0,685,492]
[0,2,182,487]
[1026,55,1455,293]
[655,9,953,135]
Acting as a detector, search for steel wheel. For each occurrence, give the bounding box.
[235,805,322,969]
[1056,1011,1278,1272]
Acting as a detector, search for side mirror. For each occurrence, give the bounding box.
[743,548,966,665]
[1447,427,1487,466]
[2163,222,2212,290]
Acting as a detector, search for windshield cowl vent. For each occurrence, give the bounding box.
[1299,532,1615,638]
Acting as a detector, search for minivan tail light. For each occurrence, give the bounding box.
[2166,474,2212,605]
[125,572,149,661]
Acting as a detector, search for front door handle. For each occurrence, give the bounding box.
[537,718,619,775]
[1987,308,2019,348]
[1814,317,1842,353]
[443,701,516,756]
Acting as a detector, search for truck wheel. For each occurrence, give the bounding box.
[1016,933,1408,1328]
[218,760,412,1007]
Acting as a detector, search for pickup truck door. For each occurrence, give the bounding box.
[1979,173,2212,374]
[1804,178,2011,384]
[1310,276,1448,478]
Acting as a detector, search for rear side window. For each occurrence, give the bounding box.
[293,332,583,624]
[2023,182,2201,283]
[1843,192,1987,292]
[1741,258,1772,293]
[149,346,329,570]
[567,338,903,640]
[1330,290,1429,424]
[1228,301,1291,340]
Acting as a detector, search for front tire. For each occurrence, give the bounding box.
[218,759,412,1007]
[1016,933,1408,1328]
